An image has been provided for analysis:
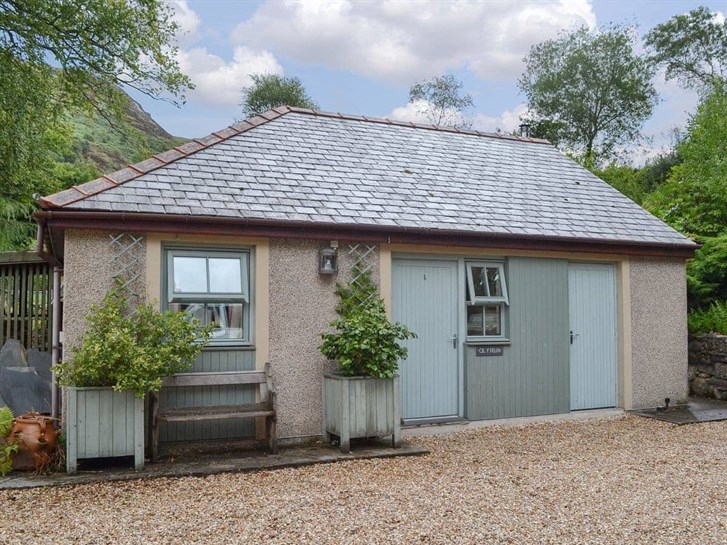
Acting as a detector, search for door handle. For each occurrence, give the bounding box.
[450,333,458,349]
[570,330,580,344]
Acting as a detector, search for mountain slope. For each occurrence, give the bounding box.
[66,93,186,175]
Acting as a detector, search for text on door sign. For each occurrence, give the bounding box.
[475,346,504,357]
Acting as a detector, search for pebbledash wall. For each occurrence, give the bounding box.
[61,229,688,441]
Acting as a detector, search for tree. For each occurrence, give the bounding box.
[408,74,474,129]
[0,0,191,114]
[0,0,191,250]
[645,88,727,238]
[518,25,657,165]
[645,6,727,93]
[590,163,645,204]
[240,74,318,118]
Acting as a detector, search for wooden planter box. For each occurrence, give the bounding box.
[322,374,401,453]
[65,387,144,474]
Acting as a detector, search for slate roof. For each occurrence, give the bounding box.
[40,106,694,248]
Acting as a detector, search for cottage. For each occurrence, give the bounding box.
[37,106,697,443]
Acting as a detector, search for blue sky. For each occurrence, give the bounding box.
[132,0,725,163]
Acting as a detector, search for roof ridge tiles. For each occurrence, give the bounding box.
[39,105,551,209]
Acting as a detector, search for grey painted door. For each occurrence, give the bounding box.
[393,258,459,419]
[568,263,617,410]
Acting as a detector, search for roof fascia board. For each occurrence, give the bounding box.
[36,211,698,259]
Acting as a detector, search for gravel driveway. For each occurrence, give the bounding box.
[1,415,725,544]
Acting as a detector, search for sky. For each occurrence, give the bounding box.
[131,0,726,164]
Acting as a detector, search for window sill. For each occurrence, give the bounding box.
[465,339,511,346]
[203,344,255,351]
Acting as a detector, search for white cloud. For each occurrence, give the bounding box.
[166,0,201,46]
[164,1,284,107]
[231,0,596,84]
[473,103,529,133]
[178,46,283,106]
[389,99,471,127]
[389,101,431,124]
[389,101,529,134]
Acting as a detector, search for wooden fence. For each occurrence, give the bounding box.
[0,251,53,353]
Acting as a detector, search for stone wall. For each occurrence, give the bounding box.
[688,334,727,400]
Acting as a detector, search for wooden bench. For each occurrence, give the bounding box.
[150,362,277,462]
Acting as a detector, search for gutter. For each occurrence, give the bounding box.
[33,210,699,259]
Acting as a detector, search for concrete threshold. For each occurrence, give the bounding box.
[0,439,428,491]
[403,408,625,437]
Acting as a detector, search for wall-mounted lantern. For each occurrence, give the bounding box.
[319,241,338,275]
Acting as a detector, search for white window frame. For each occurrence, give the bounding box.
[465,261,509,340]
[165,248,251,346]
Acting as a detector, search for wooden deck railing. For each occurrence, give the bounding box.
[0,251,53,353]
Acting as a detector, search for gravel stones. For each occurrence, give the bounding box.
[1,415,725,544]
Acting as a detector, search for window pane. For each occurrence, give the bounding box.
[209,258,242,293]
[467,306,484,336]
[486,267,502,297]
[207,303,244,340]
[173,257,207,293]
[484,304,501,336]
[470,266,488,297]
[169,302,244,340]
[169,302,206,324]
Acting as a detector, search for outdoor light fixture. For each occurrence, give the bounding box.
[319,241,339,275]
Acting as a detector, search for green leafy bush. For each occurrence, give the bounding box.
[688,301,727,335]
[0,407,18,476]
[53,281,211,397]
[320,265,416,378]
[688,233,727,309]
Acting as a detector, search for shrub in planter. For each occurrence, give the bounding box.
[54,281,212,398]
[320,266,416,378]
[319,266,416,452]
[53,281,211,473]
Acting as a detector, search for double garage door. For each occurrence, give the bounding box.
[393,258,618,421]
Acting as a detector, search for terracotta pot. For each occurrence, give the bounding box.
[9,412,60,472]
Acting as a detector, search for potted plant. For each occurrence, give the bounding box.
[53,281,210,474]
[320,265,416,452]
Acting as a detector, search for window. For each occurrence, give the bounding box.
[465,262,509,339]
[166,249,251,345]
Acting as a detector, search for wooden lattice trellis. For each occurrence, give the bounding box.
[109,233,145,308]
[347,243,377,300]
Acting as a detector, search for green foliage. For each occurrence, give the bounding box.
[408,74,474,129]
[645,88,727,237]
[0,407,12,438]
[53,281,212,398]
[241,74,318,118]
[687,233,727,309]
[0,0,191,250]
[0,0,191,113]
[66,101,185,173]
[590,163,646,204]
[518,25,657,165]
[320,265,416,379]
[0,407,18,477]
[641,150,682,193]
[688,301,727,335]
[646,6,727,93]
